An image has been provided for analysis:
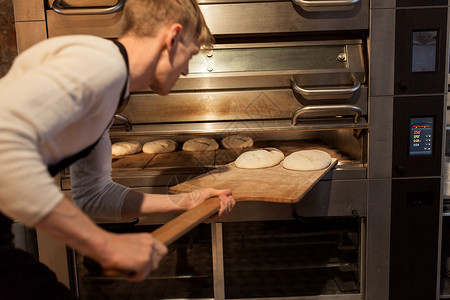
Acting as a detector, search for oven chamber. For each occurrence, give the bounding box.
[11,0,449,299]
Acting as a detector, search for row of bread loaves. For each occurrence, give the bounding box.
[111,135,254,156]
[234,148,332,171]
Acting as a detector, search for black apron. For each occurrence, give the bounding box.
[0,41,129,300]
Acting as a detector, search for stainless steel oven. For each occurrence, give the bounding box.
[11,0,450,299]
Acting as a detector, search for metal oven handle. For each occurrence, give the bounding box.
[290,76,361,100]
[291,104,362,125]
[292,0,360,7]
[52,0,125,15]
[114,114,132,131]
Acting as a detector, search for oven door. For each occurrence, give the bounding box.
[45,0,369,38]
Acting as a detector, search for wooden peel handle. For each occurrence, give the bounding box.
[103,196,221,277]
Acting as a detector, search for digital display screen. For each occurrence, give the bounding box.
[411,31,437,72]
[409,117,433,156]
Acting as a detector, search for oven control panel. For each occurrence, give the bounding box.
[392,96,443,178]
[409,117,433,156]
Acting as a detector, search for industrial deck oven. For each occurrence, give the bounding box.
[12,0,450,299]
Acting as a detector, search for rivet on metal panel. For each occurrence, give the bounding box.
[337,53,347,62]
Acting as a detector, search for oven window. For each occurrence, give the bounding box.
[411,30,437,73]
[74,224,213,299]
[222,219,361,298]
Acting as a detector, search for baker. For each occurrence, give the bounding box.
[0,0,235,298]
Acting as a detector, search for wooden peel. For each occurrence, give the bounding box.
[104,158,337,277]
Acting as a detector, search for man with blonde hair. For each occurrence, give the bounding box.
[0,0,234,298]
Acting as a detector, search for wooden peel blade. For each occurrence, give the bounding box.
[103,158,337,277]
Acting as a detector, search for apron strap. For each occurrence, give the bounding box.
[113,40,129,112]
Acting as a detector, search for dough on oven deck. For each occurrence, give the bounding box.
[143,139,177,154]
[282,150,332,171]
[221,135,254,149]
[182,137,219,151]
[111,140,142,156]
[235,148,284,169]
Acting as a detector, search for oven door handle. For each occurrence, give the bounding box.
[52,0,125,15]
[292,0,360,7]
[291,105,362,125]
[113,114,132,131]
[290,76,361,100]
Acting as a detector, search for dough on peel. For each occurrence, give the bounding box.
[282,150,332,171]
[111,140,142,156]
[235,148,284,169]
[182,137,219,151]
[222,135,254,149]
[143,139,177,154]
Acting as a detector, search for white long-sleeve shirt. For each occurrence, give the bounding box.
[0,35,130,226]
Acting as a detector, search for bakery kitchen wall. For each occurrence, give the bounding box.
[0,0,17,77]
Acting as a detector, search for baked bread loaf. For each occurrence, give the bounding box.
[182,137,219,151]
[282,150,332,171]
[143,139,177,154]
[235,148,284,169]
[111,140,142,156]
[221,135,254,149]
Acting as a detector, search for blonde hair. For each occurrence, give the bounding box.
[122,0,214,48]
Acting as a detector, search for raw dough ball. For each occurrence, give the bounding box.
[235,148,284,169]
[143,139,177,154]
[182,137,219,151]
[282,150,332,171]
[111,140,142,156]
[222,135,254,149]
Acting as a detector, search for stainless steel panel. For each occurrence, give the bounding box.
[369,8,395,97]
[368,96,393,179]
[174,70,365,92]
[199,0,286,3]
[173,41,365,91]
[447,7,450,90]
[110,118,369,138]
[316,128,367,165]
[366,179,391,300]
[201,1,369,35]
[122,89,299,123]
[51,0,124,15]
[293,179,367,217]
[370,0,395,9]
[46,0,286,6]
[46,0,369,38]
[46,0,119,8]
[46,10,124,38]
[218,202,296,222]
[119,89,368,125]
[189,44,347,74]
[212,222,225,300]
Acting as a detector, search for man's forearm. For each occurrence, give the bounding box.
[121,190,186,219]
[35,196,168,281]
[35,197,110,263]
[121,188,235,220]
